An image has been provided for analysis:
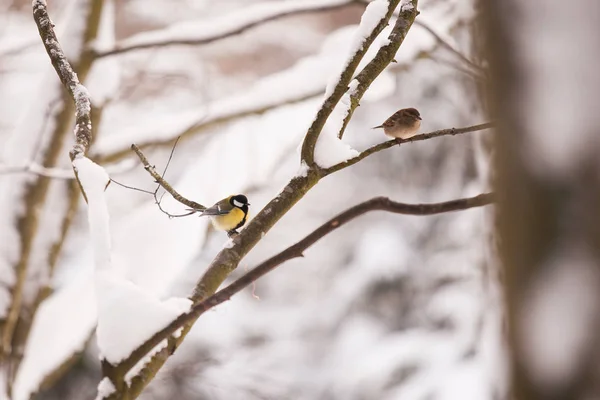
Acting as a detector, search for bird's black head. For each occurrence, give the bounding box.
[405,107,421,120]
[230,194,249,210]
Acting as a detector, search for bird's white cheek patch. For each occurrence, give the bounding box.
[233,200,243,208]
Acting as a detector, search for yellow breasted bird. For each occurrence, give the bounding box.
[200,194,250,236]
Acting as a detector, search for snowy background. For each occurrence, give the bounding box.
[0,0,504,399]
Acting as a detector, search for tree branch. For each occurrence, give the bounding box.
[118,192,495,374]
[336,1,419,139]
[323,122,493,175]
[93,0,361,58]
[33,0,93,160]
[130,144,205,211]
[300,0,404,165]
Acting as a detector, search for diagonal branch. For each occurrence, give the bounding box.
[130,144,205,211]
[300,0,403,165]
[94,0,361,58]
[324,122,493,175]
[117,192,495,374]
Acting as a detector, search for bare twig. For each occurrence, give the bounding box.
[131,144,205,211]
[300,0,404,165]
[323,122,493,175]
[414,20,483,72]
[118,192,495,374]
[109,179,155,195]
[94,0,361,58]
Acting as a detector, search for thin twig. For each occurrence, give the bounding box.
[414,20,483,72]
[119,192,495,373]
[109,178,155,195]
[161,137,180,179]
[323,122,493,175]
[131,144,205,211]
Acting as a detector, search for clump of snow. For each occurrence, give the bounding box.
[72,157,111,271]
[74,157,192,367]
[96,270,191,364]
[314,129,359,168]
[124,339,168,384]
[95,377,116,400]
[73,83,91,116]
[295,161,310,178]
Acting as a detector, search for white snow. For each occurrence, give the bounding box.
[314,127,359,168]
[73,157,112,271]
[74,158,192,365]
[295,161,309,178]
[95,270,191,364]
[100,0,352,54]
[124,338,168,384]
[95,25,370,158]
[95,377,116,400]
[0,0,88,319]
[12,275,97,400]
[324,0,390,98]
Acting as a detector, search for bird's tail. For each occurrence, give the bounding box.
[372,125,383,129]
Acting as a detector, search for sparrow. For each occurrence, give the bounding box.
[199,194,250,237]
[372,108,422,140]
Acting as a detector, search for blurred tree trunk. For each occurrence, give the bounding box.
[483,0,600,399]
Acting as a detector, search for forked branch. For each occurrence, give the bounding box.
[117,192,495,374]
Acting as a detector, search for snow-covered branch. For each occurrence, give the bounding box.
[33,0,92,160]
[335,0,419,140]
[94,0,358,58]
[323,122,493,175]
[110,192,495,379]
[300,0,405,166]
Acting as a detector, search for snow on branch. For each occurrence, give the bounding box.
[94,0,357,58]
[300,0,403,166]
[335,0,419,141]
[311,0,419,168]
[112,192,495,374]
[32,0,92,160]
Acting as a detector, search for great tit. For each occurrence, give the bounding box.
[200,194,250,236]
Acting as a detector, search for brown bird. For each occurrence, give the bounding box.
[373,108,422,140]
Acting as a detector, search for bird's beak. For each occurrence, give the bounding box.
[417,116,422,120]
